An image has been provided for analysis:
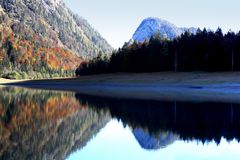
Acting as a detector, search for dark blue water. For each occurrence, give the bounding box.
[0,86,240,160]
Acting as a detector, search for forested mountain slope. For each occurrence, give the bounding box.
[0,0,112,79]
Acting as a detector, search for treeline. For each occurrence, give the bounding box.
[76,28,240,75]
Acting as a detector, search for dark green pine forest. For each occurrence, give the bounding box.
[76,28,240,76]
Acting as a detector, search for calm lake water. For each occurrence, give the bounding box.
[0,86,240,160]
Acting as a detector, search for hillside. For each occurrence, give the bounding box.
[0,0,112,58]
[0,0,112,79]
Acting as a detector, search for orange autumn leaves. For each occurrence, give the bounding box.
[0,14,81,71]
[44,95,86,121]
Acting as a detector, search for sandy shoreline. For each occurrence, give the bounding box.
[2,72,240,103]
[0,78,24,84]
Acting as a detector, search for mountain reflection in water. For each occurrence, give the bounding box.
[0,87,110,160]
[0,87,240,160]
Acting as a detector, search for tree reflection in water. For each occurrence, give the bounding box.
[76,93,240,147]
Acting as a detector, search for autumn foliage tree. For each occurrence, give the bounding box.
[0,11,81,79]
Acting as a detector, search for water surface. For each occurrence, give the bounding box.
[0,86,240,160]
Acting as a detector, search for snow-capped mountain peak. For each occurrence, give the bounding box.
[132,17,197,43]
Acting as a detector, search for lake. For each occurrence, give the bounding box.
[0,86,240,160]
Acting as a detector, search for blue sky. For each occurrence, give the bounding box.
[64,0,240,48]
